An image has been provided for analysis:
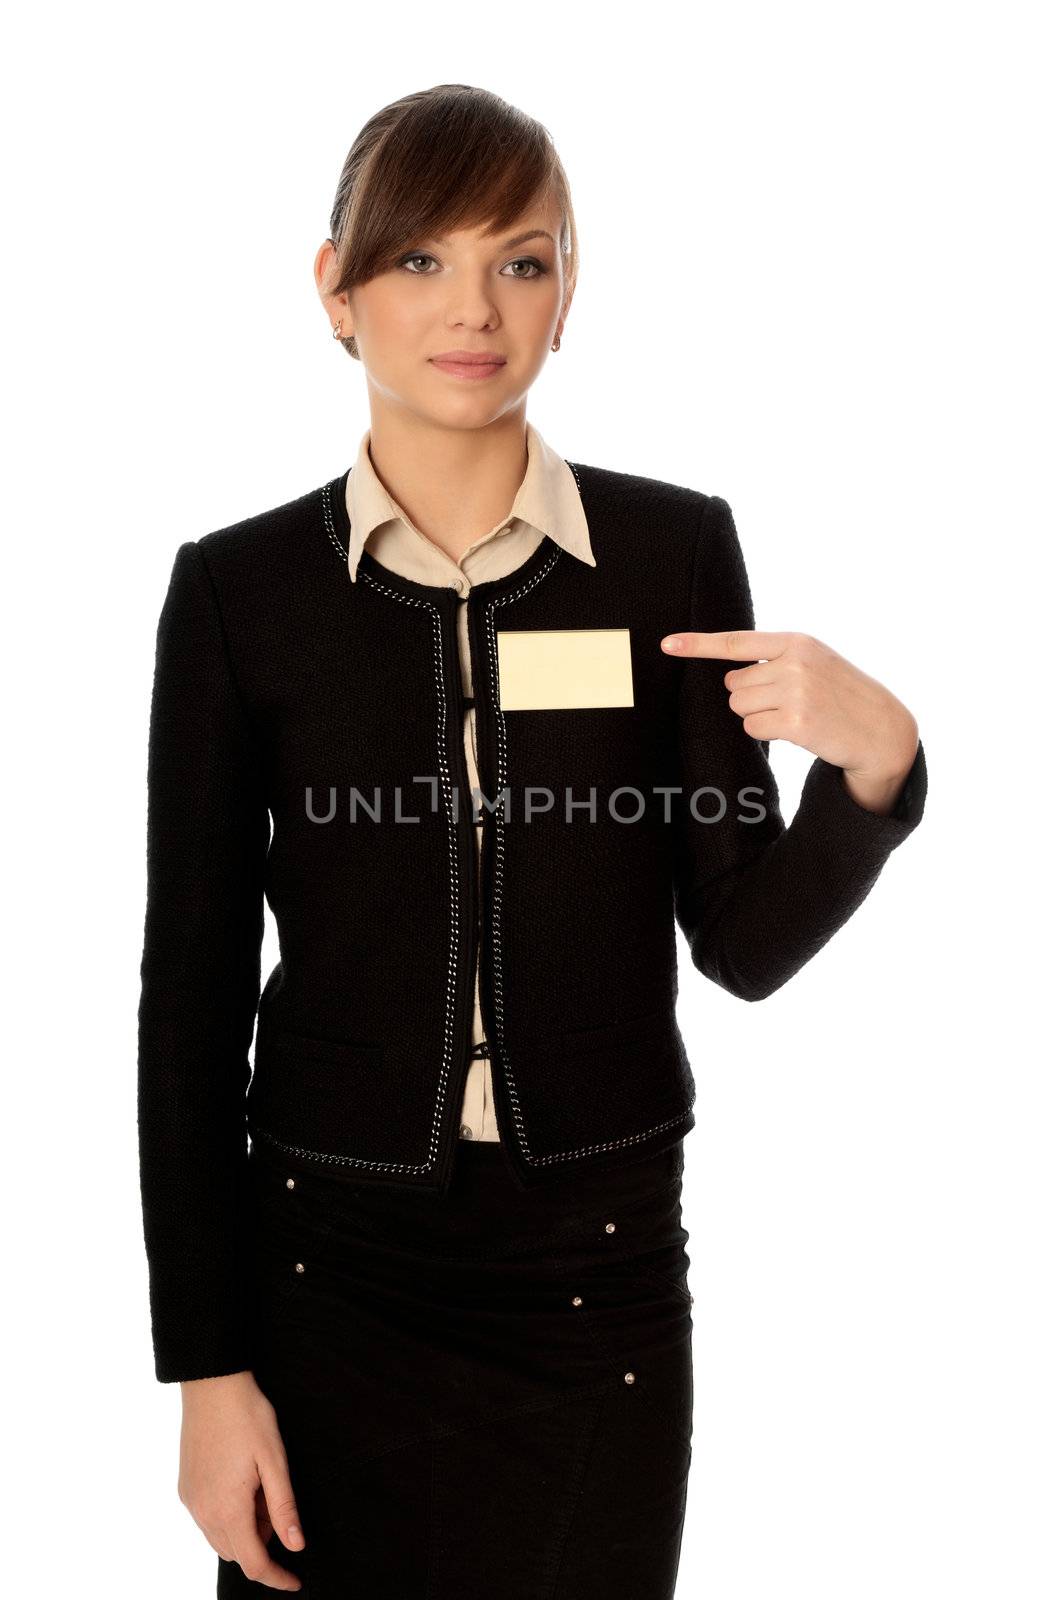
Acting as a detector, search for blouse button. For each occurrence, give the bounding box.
[604,1222,616,1233]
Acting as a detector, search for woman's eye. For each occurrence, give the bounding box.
[397,253,547,279]
[503,258,546,279]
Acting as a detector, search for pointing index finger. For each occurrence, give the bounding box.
[660,629,787,659]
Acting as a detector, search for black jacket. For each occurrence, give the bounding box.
[137,463,928,1381]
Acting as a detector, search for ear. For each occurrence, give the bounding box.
[557,276,577,337]
[314,238,347,321]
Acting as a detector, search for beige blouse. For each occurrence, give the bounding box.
[344,422,597,1141]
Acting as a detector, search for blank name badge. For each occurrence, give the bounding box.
[495,628,634,711]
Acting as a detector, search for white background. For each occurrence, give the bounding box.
[4,2,1060,1595]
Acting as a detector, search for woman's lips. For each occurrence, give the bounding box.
[430,358,507,380]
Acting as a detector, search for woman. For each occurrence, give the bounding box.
[138,84,928,1598]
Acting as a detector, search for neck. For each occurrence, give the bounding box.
[364,403,529,560]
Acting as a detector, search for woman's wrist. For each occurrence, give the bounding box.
[840,710,919,815]
[180,1370,255,1401]
[841,766,907,816]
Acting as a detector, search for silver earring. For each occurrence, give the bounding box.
[552,334,561,352]
[333,319,344,340]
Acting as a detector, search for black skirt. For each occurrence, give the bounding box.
[219,1134,695,1599]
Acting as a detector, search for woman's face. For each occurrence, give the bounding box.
[326,198,570,429]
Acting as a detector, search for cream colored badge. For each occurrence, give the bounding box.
[495,628,634,710]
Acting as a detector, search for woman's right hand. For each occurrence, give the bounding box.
[178,1370,305,1591]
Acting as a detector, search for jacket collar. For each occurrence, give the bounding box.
[344,420,595,586]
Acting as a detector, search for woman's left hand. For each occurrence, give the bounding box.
[660,628,920,817]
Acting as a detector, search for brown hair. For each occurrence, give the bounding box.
[326,84,579,361]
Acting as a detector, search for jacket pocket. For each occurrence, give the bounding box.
[561,1003,679,1059]
[260,1027,385,1061]
[512,1003,694,1161]
[247,1030,388,1162]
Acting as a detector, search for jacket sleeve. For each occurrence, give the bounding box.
[137,540,270,1382]
[672,494,928,1001]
